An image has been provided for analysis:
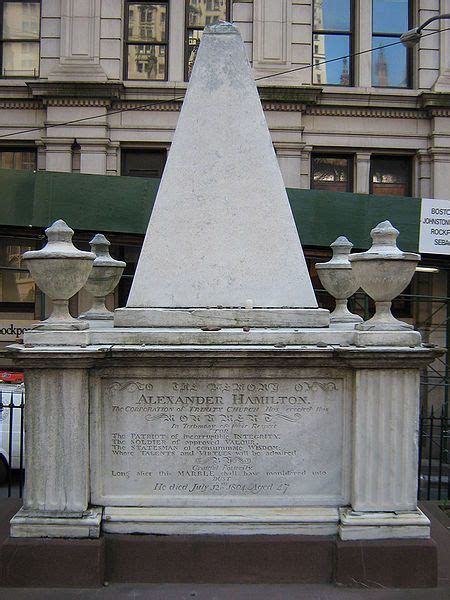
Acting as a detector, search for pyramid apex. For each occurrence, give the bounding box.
[204,21,239,35]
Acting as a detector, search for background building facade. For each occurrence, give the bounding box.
[0,1,449,412]
[0,0,448,194]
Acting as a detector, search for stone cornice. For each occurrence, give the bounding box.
[304,105,425,119]
[26,81,124,107]
[0,99,42,109]
[113,100,182,112]
[257,85,322,104]
[8,344,443,370]
[419,91,450,109]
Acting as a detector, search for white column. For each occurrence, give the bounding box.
[168,0,185,81]
[339,368,430,540]
[10,367,101,537]
[431,147,450,200]
[79,139,108,175]
[35,141,46,171]
[23,368,89,513]
[106,142,120,176]
[433,0,450,91]
[357,0,372,88]
[44,138,73,172]
[300,144,312,189]
[417,149,432,199]
[355,152,371,194]
[276,143,302,188]
[48,0,107,82]
[352,369,419,511]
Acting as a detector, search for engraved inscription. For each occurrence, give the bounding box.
[99,377,347,505]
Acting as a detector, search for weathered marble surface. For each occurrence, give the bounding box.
[126,24,315,309]
[339,508,431,540]
[102,506,340,536]
[8,342,440,539]
[21,325,423,347]
[91,371,351,508]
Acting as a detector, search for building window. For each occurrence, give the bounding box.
[0,1,40,78]
[0,236,36,312]
[372,0,410,87]
[125,1,168,80]
[121,148,167,178]
[312,0,353,86]
[185,0,229,79]
[370,156,412,196]
[311,154,353,192]
[0,147,36,170]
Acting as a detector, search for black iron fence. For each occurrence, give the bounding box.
[418,407,449,501]
[0,386,448,502]
[0,387,25,498]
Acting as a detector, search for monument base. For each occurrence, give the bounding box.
[334,538,438,588]
[0,500,442,588]
[339,507,431,540]
[10,507,103,538]
[102,506,339,536]
[114,307,330,328]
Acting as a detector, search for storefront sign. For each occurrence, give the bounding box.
[0,320,36,343]
[419,198,450,254]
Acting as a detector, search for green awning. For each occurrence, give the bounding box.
[0,169,421,251]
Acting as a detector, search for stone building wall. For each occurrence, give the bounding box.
[0,0,448,197]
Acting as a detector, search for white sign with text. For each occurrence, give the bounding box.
[419,198,450,254]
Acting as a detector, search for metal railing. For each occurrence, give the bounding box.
[0,387,25,499]
[418,407,449,501]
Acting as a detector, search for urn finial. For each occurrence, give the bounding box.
[79,234,126,321]
[349,221,420,331]
[316,236,362,325]
[23,219,95,331]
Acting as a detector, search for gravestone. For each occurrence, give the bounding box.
[3,22,441,588]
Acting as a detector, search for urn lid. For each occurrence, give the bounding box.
[316,236,353,270]
[349,220,420,263]
[22,219,95,261]
[90,234,126,268]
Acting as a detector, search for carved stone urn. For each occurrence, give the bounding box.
[23,220,95,330]
[79,234,126,321]
[316,236,363,324]
[349,221,420,331]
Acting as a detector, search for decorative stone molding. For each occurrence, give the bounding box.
[48,0,107,82]
[253,0,292,68]
[262,101,306,112]
[257,86,322,104]
[0,100,42,110]
[27,82,123,101]
[304,106,424,119]
[419,92,450,109]
[428,108,450,117]
[112,101,182,112]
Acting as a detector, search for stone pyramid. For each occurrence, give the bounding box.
[127,23,316,309]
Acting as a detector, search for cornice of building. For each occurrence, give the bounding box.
[25,81,124,107]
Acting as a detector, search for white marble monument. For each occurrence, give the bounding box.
[8,24,440,544]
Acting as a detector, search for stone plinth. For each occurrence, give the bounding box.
[8,330,440,542]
